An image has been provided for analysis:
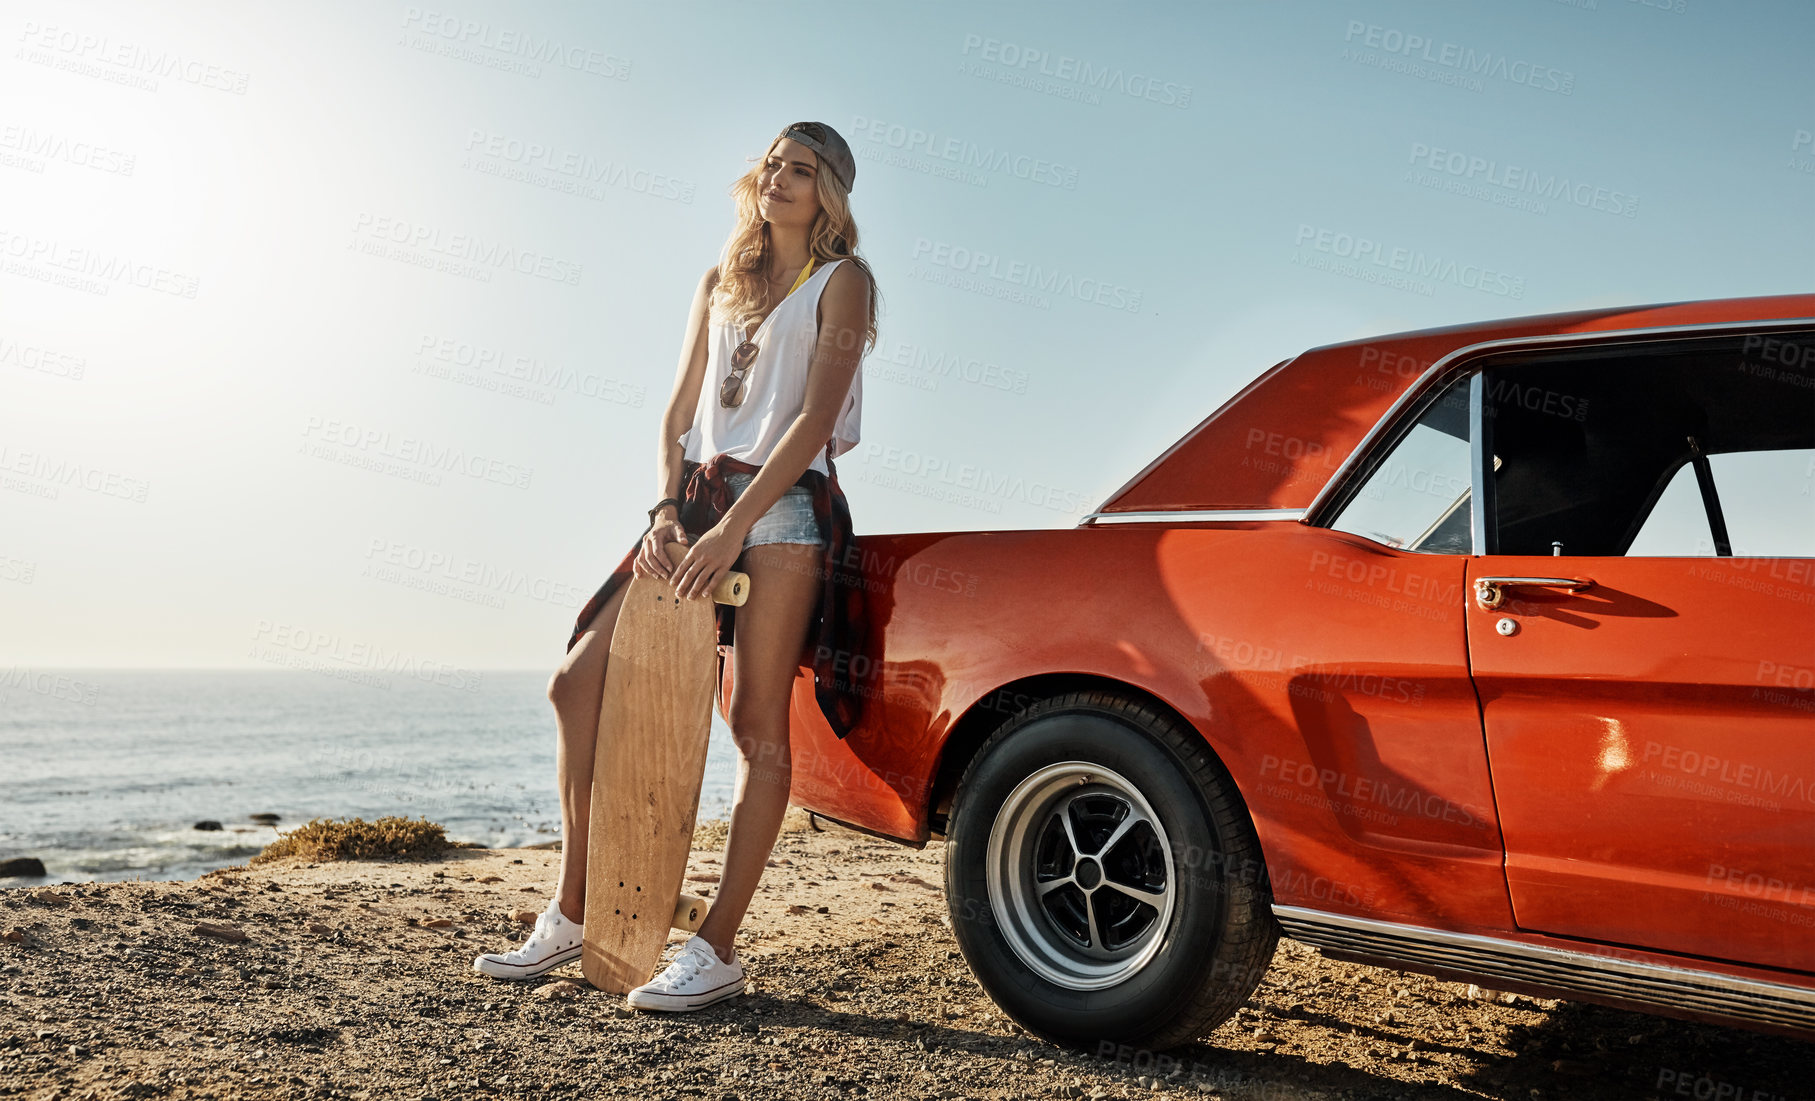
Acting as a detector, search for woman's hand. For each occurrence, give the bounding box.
[633,518,689,581]
[668,522,744,601]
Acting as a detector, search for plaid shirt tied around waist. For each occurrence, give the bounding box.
[565,448,870,740]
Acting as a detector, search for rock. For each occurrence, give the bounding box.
[534,979,582,1000]
[29,891,71,908]
[424,918,453,928]
[193,820,223,831]
[509,910,537,925]
[249,813,281,825]
[192,921,249,942]
[3,928,27,943]
[306,923,332,935]
[0,857,47,877]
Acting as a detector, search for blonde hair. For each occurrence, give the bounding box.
[710,133,880,361]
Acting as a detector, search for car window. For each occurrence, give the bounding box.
[1716,449,1815,556]
[1622,459,1713,556]
[1330,375,1473,553]
[1482,331,1814,557]
[1627,448,1815,557]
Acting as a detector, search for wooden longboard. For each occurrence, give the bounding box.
[582,540,748,994]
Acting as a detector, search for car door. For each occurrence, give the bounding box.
[1460,328,1815,973]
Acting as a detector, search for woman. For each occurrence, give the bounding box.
[473,121,879,1012]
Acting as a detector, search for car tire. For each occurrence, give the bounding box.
[944,689,1277,1050]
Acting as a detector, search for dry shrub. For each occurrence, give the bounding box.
[689,807,813,850]
[692,817,729,850]
[252,815,451,864]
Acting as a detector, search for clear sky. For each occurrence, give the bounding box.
[3,0,1811,670]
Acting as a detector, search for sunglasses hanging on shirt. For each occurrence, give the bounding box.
[721,257,816,408]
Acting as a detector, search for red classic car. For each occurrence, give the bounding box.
[721,294,1815,1049]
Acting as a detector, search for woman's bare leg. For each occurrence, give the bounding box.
[695,540,823,963]
[545,581,632,925]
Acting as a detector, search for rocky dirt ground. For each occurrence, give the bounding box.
[2,809,1810,1101]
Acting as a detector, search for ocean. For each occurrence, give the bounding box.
[0,669,741,885]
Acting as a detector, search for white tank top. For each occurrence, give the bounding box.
[677,258,861,477]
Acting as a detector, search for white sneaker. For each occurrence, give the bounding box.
[472,898,583,981]
[625,935,746,1011]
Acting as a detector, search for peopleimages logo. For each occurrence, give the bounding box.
[1407,143,1639,218]
[1342,21,1575,95]
[461,129,695,204]
[1790,128,1814,175]
[0,227,199,299]
[849,115,1079,190]
[910,237,1143,313]
[860,442,1095,516]
[299,415,534,490]
[399,7,631,79]
[0,442,150,503]
[957,33,1192,108]
[15,20,250,94]
[350,212,582,285]
[0,123,136,176]
[1293,224,1526,299]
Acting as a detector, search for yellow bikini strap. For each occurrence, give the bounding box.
[788,257,816,295]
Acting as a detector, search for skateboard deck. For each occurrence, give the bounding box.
[582,540,747,994]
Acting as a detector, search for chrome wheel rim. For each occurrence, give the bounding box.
[985,761,1177,990]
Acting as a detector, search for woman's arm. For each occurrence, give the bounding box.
[652,265,721,520]
[634,265,719,582]
[718,261,871,538]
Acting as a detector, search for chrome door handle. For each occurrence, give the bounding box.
[1473,575,1594,610]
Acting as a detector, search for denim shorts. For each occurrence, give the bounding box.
[724,471,824,549]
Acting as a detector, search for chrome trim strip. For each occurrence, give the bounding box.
[1080,508,1307,525]
[1298,315,1815,532]
[1274,904,1815,1032]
